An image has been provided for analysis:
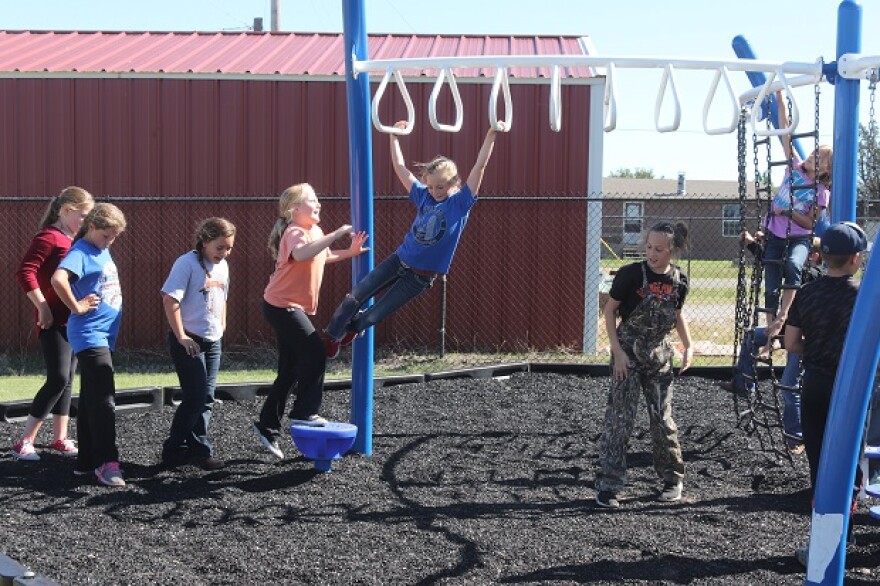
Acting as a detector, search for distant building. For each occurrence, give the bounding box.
[601,177,757,261]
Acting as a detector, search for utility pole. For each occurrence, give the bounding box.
[271,0,280,31]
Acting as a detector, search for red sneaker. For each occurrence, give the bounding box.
[324,334,341,360]
[48,438,79,456]
[340,331,359,347]
[11,439,40,461]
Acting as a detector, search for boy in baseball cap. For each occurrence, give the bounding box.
[785,220,868,566]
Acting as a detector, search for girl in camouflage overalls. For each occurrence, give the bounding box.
[595,222,694,509]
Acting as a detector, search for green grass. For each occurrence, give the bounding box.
[690,287,738,304]
[0,349,739,404]
[601,258,740,280]
[0,259,746,404]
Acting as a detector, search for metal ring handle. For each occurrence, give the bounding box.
[489,68,513,131]
[428,68,463,132]
[371,69,415,135]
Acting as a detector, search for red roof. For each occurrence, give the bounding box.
[0,31,595,79]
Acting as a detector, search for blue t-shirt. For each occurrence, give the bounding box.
[58,239,123,353]
[395,182,477,274]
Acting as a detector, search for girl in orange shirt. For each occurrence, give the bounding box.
[252,183,368,459]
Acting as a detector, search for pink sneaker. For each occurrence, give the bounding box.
[95,461,126,487]
[48,438,79,456]
[11,439,40,461]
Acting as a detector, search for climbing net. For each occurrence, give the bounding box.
[732,86,822,467]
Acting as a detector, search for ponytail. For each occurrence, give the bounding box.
[39,186,94,229]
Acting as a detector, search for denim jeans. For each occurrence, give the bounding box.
[732,327,802,439]
[163,331,221,460]
[762,234,809,314]
[326,253,434,340]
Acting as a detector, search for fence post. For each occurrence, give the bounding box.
[439,275,447,357]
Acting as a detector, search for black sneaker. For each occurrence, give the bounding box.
[659,480,683,502]
[596,490,620,509]
[197,456,225,471]
[718,380,748,396]
[161,449,190,468]
[252,423,284,459]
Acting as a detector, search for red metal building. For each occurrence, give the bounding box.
[0,31,602,352]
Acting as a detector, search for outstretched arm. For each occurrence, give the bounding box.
[390,121,418,191]
[326,231,370,264]
[465,122,506,195]
[290,225,354,262]
[775,91,794,161]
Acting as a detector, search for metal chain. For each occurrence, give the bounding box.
[734,110,749,375]
[868,72,878,201]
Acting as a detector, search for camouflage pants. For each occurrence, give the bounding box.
[595,349,685,493]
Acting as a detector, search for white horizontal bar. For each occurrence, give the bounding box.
[737,73,822,105]
[353,54,822,77]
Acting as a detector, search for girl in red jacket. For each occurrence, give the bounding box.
[12,186,94,461]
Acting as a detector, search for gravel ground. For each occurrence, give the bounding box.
[1,371,879,585]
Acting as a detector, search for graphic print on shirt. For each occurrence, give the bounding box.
[100,262,122,310]
[637,280,677,303]
[411,206,447,245]
[203,278,226,317]
[772,169,816,214]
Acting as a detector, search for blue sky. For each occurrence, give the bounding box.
[5,1,879,180]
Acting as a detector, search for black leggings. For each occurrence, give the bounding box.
[257,301,326,441]
[28,326,76,419]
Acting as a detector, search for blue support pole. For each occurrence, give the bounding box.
[828,1,862,224]
[807,2,867,585]
[342,0,374,455]
[731,35,807,160]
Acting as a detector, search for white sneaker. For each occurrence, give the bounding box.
[291,415,328,427]
[252,424,284,459]
[658,480,683,502]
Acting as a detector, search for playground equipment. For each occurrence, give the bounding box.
[289,421,358,472]
[730,65,824,464]
[341,1,879,583]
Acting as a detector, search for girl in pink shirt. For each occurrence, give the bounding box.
[252,183,368,459]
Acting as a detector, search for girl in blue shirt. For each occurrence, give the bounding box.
[324,120,506,358]
[52,203,127,487]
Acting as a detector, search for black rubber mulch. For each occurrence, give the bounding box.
[1,372,879,585]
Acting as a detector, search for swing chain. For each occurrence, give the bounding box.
[734,110,749,371]
[868,73,878,202]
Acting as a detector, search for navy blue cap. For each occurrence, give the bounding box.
[820,221,867,256]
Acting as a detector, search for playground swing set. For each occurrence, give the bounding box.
[336,1,879,583]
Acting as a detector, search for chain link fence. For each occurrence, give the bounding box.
[1,194,877,371]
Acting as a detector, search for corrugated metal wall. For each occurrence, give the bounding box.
[0,76,593,351]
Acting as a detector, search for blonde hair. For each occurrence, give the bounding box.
[194,217,237,277]
[416,156,460,186]
[267,183,316,260]
[39,186,94,229]
[74,202,127,242]
[812,144,833,186]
